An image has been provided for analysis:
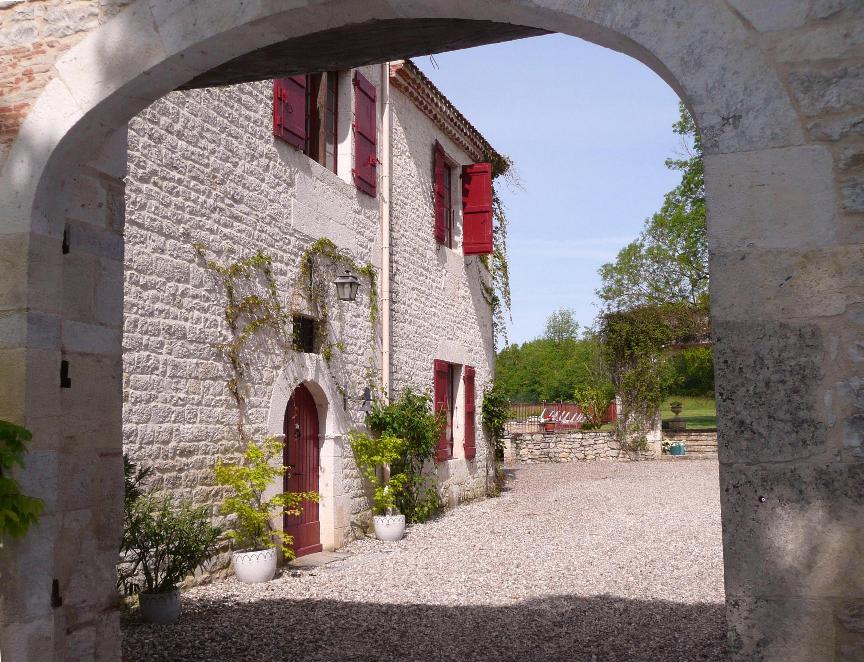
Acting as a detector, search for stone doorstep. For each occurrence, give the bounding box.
[288,551,350,568]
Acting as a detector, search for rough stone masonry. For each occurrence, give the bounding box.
[0,2,863,660]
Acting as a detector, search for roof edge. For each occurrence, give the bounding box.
[389,60,508,177]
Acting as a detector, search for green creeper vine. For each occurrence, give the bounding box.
[297,238,378,363]
[479,153,515,350]
[598,303,708,451]
[193,244,292,441]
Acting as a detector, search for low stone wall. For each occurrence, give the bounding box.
[502,430,656,463]
[662,430,718,457]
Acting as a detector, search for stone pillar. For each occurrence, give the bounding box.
[708,143,864,661]
[0,128,127,661]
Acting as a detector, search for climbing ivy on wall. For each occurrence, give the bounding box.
[297,237,378,363]
[598,304,708,451]
[193,244,293,441]
[195,239,379,439]
[479,153,515,350]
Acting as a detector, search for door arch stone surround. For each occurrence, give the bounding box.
[0,2,861,659]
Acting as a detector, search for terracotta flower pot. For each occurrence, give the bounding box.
[543,420,555,432]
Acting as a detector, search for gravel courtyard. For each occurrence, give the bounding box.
[122,461,726,661]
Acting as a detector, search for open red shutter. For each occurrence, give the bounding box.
[433,141,447,244]
[462,162,493,255]
[273,76,306,148]
[463,366,476,460]
[353,71,377,196]
[434,359,450,462]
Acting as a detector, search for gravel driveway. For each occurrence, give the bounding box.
[122,460,726,661]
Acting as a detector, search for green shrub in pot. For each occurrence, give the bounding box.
[118,491,221,623]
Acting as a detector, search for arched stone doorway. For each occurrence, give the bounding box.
[284,383,323,558]
[0,3,860,660]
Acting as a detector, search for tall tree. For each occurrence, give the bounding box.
[543,308,579,343]
[597,103,707,311]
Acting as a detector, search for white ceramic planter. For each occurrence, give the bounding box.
[373,514,406,541]
[232,547,278,583]
[139,590,181,624]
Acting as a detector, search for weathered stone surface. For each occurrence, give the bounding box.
[811,0,864,20]
[727,0,809,31]
[809,113,864,142]
[842,177,864,213]
[789,65,864,116]
[714,321,826,464]
[720,461,864,600]
[705,145,836,250]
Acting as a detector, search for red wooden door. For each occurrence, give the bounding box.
[284,383,322,557]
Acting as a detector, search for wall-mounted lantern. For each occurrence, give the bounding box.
[334,270,360,302]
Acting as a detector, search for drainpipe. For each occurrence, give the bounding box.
[380,62,392,405]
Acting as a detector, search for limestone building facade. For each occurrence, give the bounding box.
[123,60,498,553]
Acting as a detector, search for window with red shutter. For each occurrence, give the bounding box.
[433,359,451,462]
[273,76,307,149]
[462,162,493,255]
[433,141,447,244]
[353,71,377,196]
[463,366,476,460]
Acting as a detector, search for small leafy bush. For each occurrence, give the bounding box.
[364,390,442,523]
[214,436,318,558]
[573,383,616,431]
[119,493,221,594]
[0,420,44,540]
[481,385,509,457]
[349,430,406,515]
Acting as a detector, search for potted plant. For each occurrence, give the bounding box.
[663,440,687,456]
[214,436,318,583]
[118,491,221,624]
[363,390,442,525]
[349,430,408,541]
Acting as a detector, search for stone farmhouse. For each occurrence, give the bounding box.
[123,60,498,555]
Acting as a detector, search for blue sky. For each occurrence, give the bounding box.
[414,34,683,345]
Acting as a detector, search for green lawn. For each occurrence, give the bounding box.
[661,396,717,430]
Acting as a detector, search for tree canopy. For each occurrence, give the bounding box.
[597,103,708,312]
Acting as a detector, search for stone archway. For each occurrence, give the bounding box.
[0,2,860,660]
[266,354,354,554]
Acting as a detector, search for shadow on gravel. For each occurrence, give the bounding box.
[122,593,727,661]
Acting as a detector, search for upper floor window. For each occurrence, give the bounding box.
[433,141,455,248]
[273,72,339,174]
[305,72,338,173]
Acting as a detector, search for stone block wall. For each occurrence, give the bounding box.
[502,431,656,464]
[124,71,382,546]
[662,430,718,457]
[389,85,494,505]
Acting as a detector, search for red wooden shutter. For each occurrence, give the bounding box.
[463,366,476,460]
[353,71,377,196]
[273,76,307,149]
[433,141,447,244]
[434,359,450,462]
[462,162,493,255]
